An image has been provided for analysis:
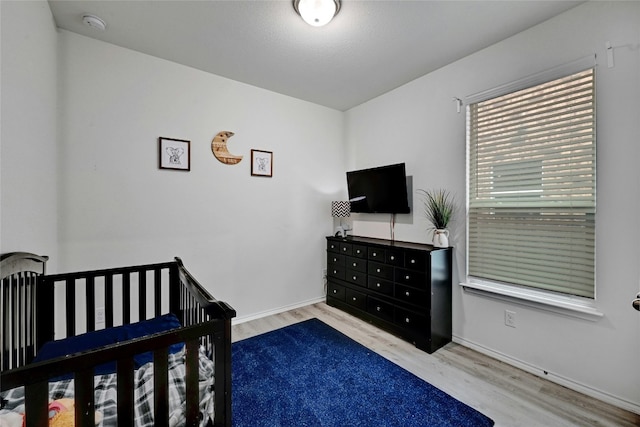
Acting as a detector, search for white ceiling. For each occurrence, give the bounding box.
[47,0,584,111]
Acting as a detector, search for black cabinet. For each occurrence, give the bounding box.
[326,235,452,354]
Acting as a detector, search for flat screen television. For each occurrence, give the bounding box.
[346,163,410,214]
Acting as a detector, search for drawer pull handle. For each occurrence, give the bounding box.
[376,283,381,287]
[356,250,361,254]
[405,291,410,297]
[372,252,377,256]
[333,270,337,274]
[390,255,395,260]
[333,290,337,294]
[411,259,416,264]
[353,262,357,267]
[405,275,410,280]
[376,306,381,311]
[333,258,337,262]
[405,318,410,323]
[377,268,381,273]
[353,276,357,280]
[343,248,347,251]
[352,297,357,301]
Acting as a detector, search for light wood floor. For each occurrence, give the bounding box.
[232,302,640,427]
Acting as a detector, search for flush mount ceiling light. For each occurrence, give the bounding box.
[293,0,340,27]
[82,14,106,31]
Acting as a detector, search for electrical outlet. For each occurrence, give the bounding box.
[96,307,106,324]
[505,310,516,328]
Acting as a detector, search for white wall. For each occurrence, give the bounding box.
[345,1,640,413]
[56,31,345,319]
[0,0,58,267]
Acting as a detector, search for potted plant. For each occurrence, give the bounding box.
[416,189,456,247]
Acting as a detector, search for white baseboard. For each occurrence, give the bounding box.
[232,296,326,325]
[452,334,640,416]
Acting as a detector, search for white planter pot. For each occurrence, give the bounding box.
[433,229,449,248]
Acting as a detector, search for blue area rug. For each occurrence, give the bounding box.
[232,318,494,427]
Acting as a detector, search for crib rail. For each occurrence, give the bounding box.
[39,260,177,343]
[1,322,215,427]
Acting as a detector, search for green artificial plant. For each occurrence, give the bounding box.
[416,189,456,230]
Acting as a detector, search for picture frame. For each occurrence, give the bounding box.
[251,149,273,177]
[159,137,190,171]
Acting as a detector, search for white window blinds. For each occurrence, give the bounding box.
[467,68,596,298]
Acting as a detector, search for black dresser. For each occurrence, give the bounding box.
[326,235,452,353]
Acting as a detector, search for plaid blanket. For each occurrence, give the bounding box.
[0,346,215,426]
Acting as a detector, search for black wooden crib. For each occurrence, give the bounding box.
[0,252,235,427]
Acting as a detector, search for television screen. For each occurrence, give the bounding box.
[346,163,410,214]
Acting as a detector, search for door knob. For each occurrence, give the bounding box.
[633,298,640,312]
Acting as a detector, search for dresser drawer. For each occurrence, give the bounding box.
[395,284,428,306]
[352,244,367,259]
[395,308,429,333]
[368,261,393,280]
[386,249,404,266]
[328,265,346,280]
[404,250,428,271]
[395,267,426,289]
[328,253,346,266]
[367,276,394,296]
[327,282,345,301]
[345,256,367,273]
[368,247,386,262]
[367,297,394,322]
[339,242,353,255]
[345,288,367,310]
[346,269,367,287]
[327,240,341,253]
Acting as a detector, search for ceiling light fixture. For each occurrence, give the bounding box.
[82,14,107,31]
[293,0,340,27]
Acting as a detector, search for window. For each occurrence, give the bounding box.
[467,67,596,299]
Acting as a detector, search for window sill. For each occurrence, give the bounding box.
[460,280,604,321]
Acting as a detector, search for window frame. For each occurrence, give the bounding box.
[461,55,602,320]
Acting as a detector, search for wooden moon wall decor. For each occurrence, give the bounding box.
[211,131,243,165]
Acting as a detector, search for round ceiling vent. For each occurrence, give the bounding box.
[82,14,106,31]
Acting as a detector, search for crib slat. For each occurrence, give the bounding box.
[154,347,169,426]
[75,368,95,427]
[117,357,135,425]
[25,273,35,363]
[123,273,131,325]
[139,269,147,320]
[10,276,18,367]
[65,278,76,337]
[105,275,114,328]
[17,274,24,366]
[154,268,162,317]
[185,339,199,425]
[24,380,48,427]
[1,276,9,370]
[87,276,96,332]
[169,265,180,320]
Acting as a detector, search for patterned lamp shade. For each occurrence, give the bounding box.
[331,201,351,218]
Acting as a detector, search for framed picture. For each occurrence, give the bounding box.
[159,137,190,171]
[251,149,273,177]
